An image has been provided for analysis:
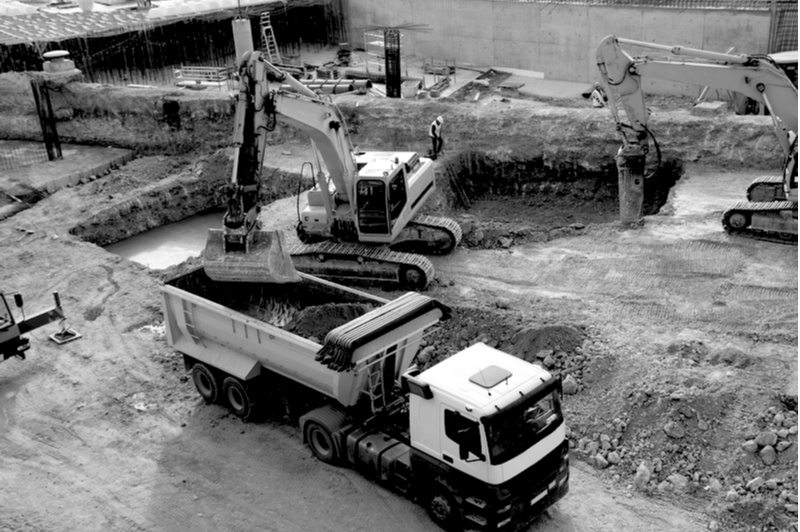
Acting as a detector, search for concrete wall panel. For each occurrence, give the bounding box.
[493,39,535,70]
[701,11,770,54]
[346,0,779,95]
[453,0,494,41]
[413,0,455,36]
[451,36,494,66]
[538,3,589,78]
[492,1,536,45]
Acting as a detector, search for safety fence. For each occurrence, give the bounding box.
[0,142,49,173]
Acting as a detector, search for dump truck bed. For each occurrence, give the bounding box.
[161,268,448,407]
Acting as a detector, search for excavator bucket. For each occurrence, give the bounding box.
[203,229,301,284]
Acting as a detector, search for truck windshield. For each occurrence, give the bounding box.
[482,385,562,465]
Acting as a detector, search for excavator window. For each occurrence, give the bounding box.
[356,180,389,235]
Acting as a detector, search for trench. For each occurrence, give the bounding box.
[442,150,683,247]
[83,148,682,269]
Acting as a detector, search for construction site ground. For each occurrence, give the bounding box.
[0,50,797,532]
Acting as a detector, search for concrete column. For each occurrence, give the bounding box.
[615,144,645,225]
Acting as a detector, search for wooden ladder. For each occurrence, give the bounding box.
[260,12,282,64]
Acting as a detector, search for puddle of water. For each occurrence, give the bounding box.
[105,211,223,269]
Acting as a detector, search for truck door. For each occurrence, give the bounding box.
[439,405,488,481]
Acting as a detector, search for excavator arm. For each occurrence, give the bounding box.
[596,35,798,241]
[245,53,359,205]
[597,35,798,157]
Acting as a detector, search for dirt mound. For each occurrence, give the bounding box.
[286,303,377,341]
[501,325,585,362]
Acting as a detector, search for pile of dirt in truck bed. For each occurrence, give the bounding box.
[284,303,377,342]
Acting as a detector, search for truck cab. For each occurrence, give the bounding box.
[404,343,569,530]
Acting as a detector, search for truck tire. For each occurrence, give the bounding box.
[427,489,460,531]
[192,363,220,403]
[304,421,339,464]
[223,376,253,420]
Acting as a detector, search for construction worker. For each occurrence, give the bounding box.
[429,115,443,159]
[591,83,607,108]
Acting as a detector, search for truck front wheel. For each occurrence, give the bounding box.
[192,363,220,403]
[223,377,253,420]
[427,490,460,531]
[304,421,338,464]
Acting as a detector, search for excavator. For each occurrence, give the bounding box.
[203,51,462,289]
[596,35,797,242]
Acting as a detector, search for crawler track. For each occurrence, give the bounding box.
[747,175,786,202]
[288,241,436,290]
[394,213,463,255]
[722,200,797,245]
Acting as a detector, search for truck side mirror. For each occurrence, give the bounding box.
[13,294,23,308]
[459,444,486,463]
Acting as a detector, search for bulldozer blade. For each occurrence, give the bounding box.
[203,229,301,284]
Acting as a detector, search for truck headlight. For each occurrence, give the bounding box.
[465,496,487,509]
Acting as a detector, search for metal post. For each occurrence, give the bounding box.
[615,144,645,225]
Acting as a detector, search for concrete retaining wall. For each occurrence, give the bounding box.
[347,0,771,96]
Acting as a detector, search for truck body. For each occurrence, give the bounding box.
[162,270,569,531]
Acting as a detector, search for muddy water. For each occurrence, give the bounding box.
[105,211,223,269]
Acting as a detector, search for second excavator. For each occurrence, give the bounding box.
[203,51,462,289]
[596,36,797,242]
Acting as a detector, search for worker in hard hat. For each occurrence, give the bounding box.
[429,115,444,159]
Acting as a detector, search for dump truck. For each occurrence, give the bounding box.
[162,269,569,531]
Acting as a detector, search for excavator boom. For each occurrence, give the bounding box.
[596,35,798,242]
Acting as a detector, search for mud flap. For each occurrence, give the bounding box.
[203,229,301,284]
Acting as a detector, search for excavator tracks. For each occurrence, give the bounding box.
[287,241,436,290]
[392,214,463,255]
[722,200,797,245]
[747,175,787,202]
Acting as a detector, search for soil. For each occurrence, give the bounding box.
[0,70,796,532]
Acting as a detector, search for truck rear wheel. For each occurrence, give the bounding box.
[304,421,338,464]
[223,376,253,420]
[192,363,220,403]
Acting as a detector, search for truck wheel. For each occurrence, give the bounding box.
[192,363,220,403]
[427,490,459,530]
[304,421,338,464]
[223,376,253,420]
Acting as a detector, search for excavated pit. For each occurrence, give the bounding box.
[442,150,683,247]
[74,146,684,268]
